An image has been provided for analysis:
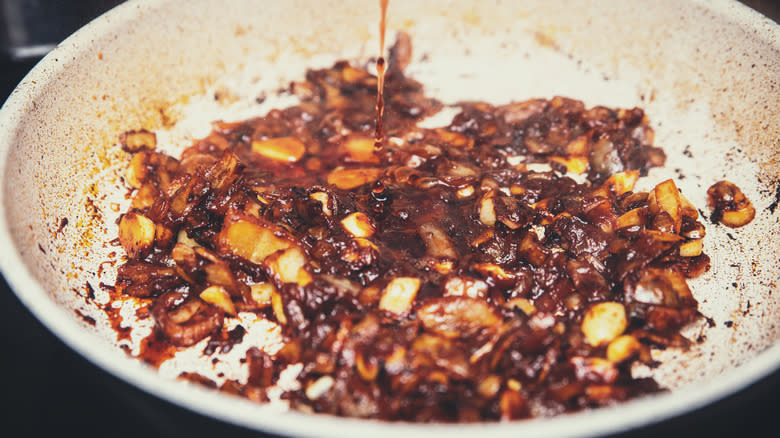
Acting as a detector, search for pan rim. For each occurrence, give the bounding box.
[0,0,778,436]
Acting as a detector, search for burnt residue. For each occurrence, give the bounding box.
[37,243,46,254]
[203,325,247,356]
[157,106,177,128]
[98,259,117,277]
[56,217,69,234]
[84,196,102,224]
[103,303,131,342]
[85,282,96,300]
[767,181,780,214]
[724,320,734,328]
[177,372,218,388]
[74,309,97,326]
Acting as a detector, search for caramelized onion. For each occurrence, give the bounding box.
[108,34,724,422]
[151,292,224,347]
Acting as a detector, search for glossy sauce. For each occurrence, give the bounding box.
[111,31,715,422]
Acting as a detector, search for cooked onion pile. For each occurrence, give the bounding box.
[113,37,712,421]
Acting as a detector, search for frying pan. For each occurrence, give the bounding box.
[0,0,778,436]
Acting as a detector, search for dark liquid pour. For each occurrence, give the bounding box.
[374,0,389,151]
[374,57,386,151]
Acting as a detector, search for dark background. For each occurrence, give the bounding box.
[1,1,777,437]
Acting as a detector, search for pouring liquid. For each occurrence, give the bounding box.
[374,0,389,151]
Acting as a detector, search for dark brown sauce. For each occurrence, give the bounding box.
[103,303,131,342]
[374,0,389,151]
[138,330,178,367]
[111,32,715,422]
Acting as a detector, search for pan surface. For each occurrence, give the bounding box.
[0,0,778,436]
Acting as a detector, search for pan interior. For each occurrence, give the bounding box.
[0,0,778,432]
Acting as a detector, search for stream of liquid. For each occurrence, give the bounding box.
[374,0,389,151]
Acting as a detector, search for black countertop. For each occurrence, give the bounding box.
[1,2,778,437]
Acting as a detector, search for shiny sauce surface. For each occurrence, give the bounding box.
[112,34,713,421]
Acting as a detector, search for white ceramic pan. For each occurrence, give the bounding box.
[0,0,778,436]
